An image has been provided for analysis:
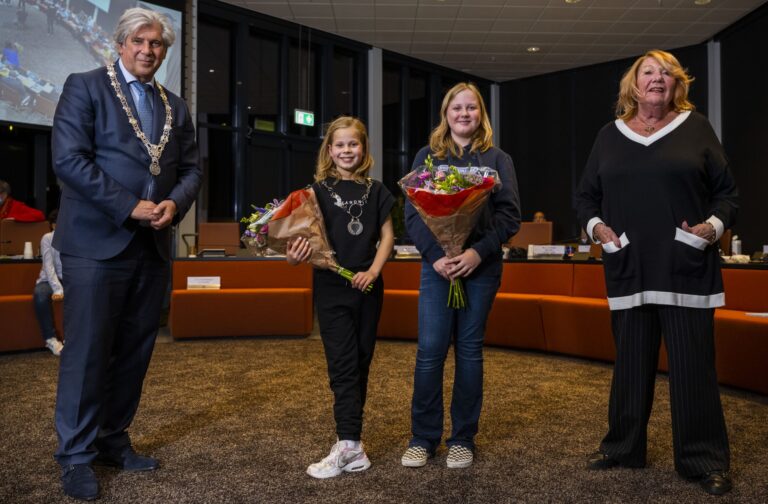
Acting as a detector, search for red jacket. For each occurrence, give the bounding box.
[0,196,46,222]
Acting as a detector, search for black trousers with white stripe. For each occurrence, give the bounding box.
[599,305,730,477]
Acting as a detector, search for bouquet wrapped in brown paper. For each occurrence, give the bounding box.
[267,187,372,292]
[399,156,500,308]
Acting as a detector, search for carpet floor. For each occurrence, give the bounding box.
[1,335,766,503]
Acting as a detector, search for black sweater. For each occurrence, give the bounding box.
[575,111,739,310]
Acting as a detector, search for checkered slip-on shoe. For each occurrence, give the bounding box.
[446,445,473,469]
[401,446,430,468]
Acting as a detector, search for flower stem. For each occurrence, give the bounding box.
[447,278,466,309]
[337,266,373,293]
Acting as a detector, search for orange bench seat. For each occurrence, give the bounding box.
[169,259,313,339]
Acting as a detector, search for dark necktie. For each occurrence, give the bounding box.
[131,81,154,138]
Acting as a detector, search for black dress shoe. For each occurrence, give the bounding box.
[94,446,159,472]
[586,451,620,470]
[697,471,732,496]
[61,464,99,501]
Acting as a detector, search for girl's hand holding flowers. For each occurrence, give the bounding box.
[446,248,481,279]
[351,270,377,292]
[287,236,312,265]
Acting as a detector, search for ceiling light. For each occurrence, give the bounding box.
[209,68,215,73]
[527,46,540,53]
[564,0,581,3]
[694,0,711,4]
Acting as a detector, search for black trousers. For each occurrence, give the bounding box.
[54,230,168,465]
[600,305,730,477]
[314,269,383,441]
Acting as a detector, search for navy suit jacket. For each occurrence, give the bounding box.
[51,63,201,261]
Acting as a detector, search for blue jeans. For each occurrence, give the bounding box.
[33,282,57,342]
[409,262,501,452]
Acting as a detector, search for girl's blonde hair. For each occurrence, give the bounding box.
[616,49,695,121]
[429,82,494,160]
[315,116,373,182]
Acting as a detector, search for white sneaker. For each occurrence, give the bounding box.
[401,446,430,468]
[45,338,63,356]
[306,440,371,479]
[446,445,473,469]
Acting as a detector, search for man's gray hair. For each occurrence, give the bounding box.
[113,7,175,48]
[0,180,10,195]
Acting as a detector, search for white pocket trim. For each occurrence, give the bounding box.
[675,227,709,251]
[601,232,630,254]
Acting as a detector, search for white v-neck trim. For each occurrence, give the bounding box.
[615,110,691,146]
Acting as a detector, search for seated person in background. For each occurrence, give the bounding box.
[0,180,45,221]
[533,211,547,223]
[2,41,20,67]
[34,209,64,356]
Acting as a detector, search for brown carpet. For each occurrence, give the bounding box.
[1,335,766,503]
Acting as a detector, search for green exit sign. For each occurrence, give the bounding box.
[294,109,315,126]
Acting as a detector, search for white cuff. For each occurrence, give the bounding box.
[706,215,725,241]
[586,217,604,244]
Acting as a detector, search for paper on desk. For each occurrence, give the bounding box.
[187,276,221,289]
[745,312,768,318]
[601,233,629,254]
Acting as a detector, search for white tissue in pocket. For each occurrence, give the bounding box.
[675,227,709,251]
[602,232,629,254]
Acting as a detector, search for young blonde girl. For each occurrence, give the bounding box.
[287,116,395,479]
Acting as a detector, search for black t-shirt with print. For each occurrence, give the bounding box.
[313,178,394,271]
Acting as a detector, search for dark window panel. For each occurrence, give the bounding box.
[199,127,234,221]
[333,49,355,118]
[198,20,232,126]
[408,71,429,164]
[287,41,319,136]
[382,63,401,152]
[245,142,283,207]
[247,33,280,133]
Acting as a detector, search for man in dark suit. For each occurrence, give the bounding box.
[51,7,201,501]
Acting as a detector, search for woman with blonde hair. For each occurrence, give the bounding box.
[575,50,738,495]
[401,83,521,469]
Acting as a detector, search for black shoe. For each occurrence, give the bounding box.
[697,471,732,496]
[61,464,99,501]
[94,446,159,472]
[586,451,621,470]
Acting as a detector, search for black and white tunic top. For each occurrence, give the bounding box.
[575,111,739,311]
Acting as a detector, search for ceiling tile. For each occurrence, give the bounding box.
[412,31,452,43]
[417,19,457,31]
[497,6,546,20]
[541,6,589,21]
[376,5,418,18]
[452,19,502,31]
[532,20,577,32]
[582,8,627,22]
[374,32,413,43]
[492,19,536,32]
[605,21,650,34]
[336,17,373,30]
[333,5,374,18]
[456,6,504,19]
[449,32,489,43]
[376,18,416,31]
[644,21,692,34]
[440,53,481,63]
[288,3,334,17]
[416,5,461,19]
[411,42,448,52]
